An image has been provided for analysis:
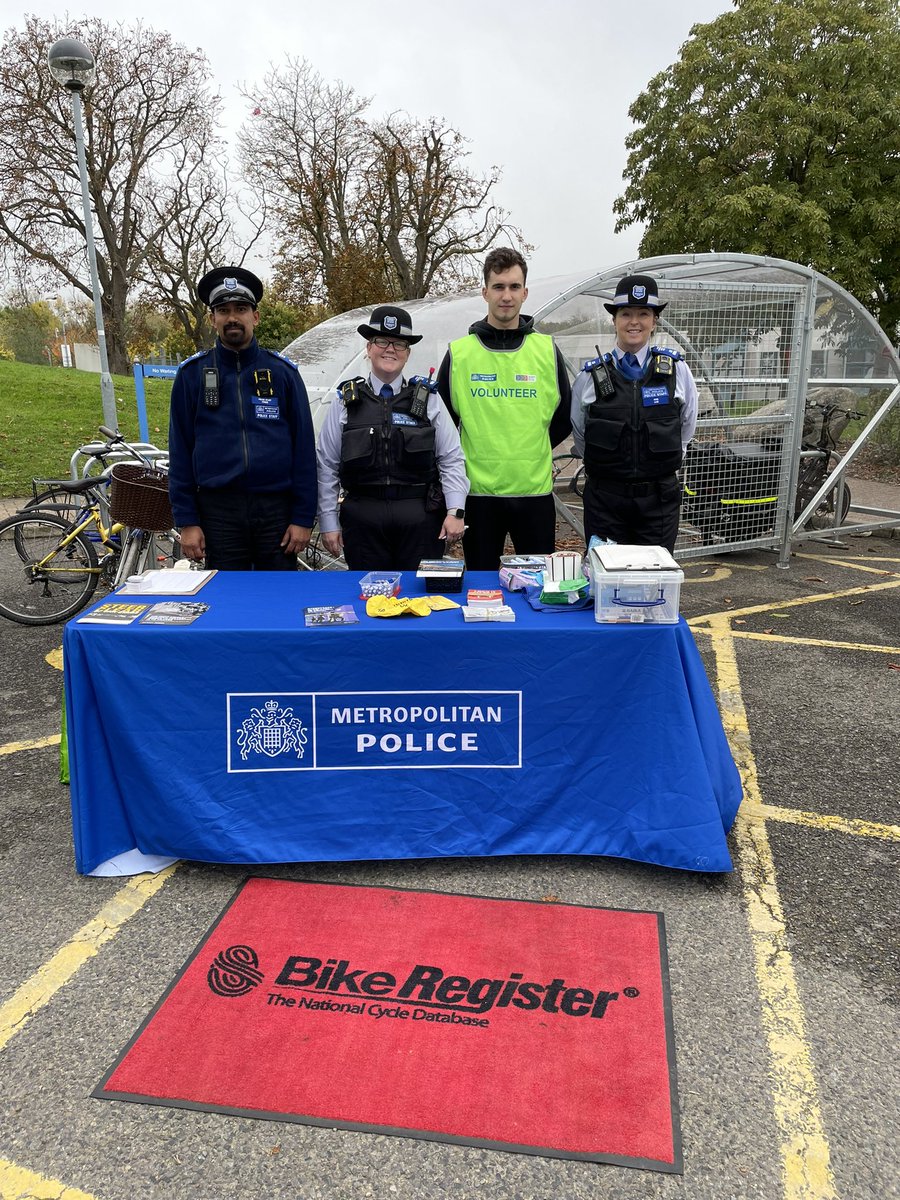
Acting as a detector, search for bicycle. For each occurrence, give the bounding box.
[551,450,586,497]
[0,432,179,625]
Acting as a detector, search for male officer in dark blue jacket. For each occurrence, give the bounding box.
[167,267,317,570]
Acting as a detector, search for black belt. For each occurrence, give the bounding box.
[348,484,427,501]
[586,474,676,498]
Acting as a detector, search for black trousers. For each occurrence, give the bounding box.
[462,494,557,571]
[196,488,297,571]
[582,475,681,554]
[340,495,444,570]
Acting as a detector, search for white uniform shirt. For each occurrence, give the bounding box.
[316,371,469,534]
[570,345,699,459]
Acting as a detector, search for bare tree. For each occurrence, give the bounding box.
[368,115,521,298]
[0,16,224,372]
[239,59,527,312]
[140,145,266,353]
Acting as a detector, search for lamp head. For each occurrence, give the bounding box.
[48,38,96,92]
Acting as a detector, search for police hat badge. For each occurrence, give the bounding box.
[198,266,264,310]
[604,274,667,315]
[357,304,422,345]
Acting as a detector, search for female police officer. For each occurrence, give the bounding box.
[316,306,468,570]
[570,274,698,553]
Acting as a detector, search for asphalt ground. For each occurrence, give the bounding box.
[0,522,898,1200]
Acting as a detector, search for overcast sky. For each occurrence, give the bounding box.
[13,0,732,285]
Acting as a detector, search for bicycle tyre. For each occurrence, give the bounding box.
[0,511,100,625]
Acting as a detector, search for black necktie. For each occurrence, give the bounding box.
[379,384,393,399]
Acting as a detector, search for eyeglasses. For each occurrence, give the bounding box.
[370,337,410,351]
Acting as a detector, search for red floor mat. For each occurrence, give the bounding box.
[96,877,681,1171]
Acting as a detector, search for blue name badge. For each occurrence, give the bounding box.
[642,385,670,407]
[391,412,417,426]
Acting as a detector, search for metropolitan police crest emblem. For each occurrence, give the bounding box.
[237,699,308,760]
[632,285,646,300]
[223,276,238,291]
[383,315,398,331]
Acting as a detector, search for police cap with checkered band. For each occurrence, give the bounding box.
[198,266,264,311]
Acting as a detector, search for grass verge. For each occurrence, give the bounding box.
[0,360,172,497]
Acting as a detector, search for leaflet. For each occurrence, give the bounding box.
[140,601,210,626]
[304,605,360,627]
[77,601,151,625]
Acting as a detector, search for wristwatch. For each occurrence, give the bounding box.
[448,508,465,519]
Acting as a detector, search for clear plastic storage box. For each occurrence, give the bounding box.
[589,545,683,624]
[359,571,401,600]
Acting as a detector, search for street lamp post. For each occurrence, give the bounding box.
[47,37,118,430]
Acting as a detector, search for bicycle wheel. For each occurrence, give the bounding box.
[0,511,99,625]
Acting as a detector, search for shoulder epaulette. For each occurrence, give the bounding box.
[179,349,207,367]
[581,353,613,372]
[650,346,682,362]
[261,348,300,371]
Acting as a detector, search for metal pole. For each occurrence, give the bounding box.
[69,87,118,430]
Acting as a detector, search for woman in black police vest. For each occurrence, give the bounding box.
[570,275,699,553]
[316,306,468,570]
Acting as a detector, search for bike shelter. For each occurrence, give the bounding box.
[283,253,900,568]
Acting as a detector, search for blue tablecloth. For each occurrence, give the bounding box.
[63,572,742,875]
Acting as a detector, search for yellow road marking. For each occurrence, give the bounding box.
[0,735,61,756]
[0,1159,99,1199]
[693,627,900,655]
[0,866,178,1054]
[746,802,900,842]
[45,647,64,671]
[691,575,900,622]
[706,614,838,1199]
[793,553,900,574]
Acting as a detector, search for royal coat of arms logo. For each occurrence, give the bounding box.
[237,699,308,760]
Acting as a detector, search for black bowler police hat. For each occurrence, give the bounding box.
[198,266,264,310]
[357,304,422,345]
[603,274,667,315]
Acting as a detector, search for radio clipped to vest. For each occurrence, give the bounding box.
[408,368,437,420]
[584,344,615,401]
[203,367,220,409]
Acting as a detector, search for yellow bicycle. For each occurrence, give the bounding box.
[0,432,178,625]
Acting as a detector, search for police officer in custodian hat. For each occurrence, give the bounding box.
[316,305,468,569]
[570,274,698,553]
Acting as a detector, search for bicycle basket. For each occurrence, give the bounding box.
[108,463,173,531]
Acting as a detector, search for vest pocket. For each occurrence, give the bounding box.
[394,424,436,462]
[586,416,627,454]
[644,416,681,459]
[341,425,377,467]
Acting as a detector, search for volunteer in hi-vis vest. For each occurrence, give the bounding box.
[438,247,571,571]
[316,305,468,571]
[570,274,698,554]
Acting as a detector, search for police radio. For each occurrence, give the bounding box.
[587,344,615,399]
[408,368,437,420]
[203,367,220,409]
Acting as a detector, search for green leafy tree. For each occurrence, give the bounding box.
[614,0,900,339]
[0,300,56,364]
[255,298,325,351]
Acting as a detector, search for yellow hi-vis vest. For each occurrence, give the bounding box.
[449,331,560,496]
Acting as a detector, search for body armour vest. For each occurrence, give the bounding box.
[582,350,683,482]
[338,380,437,492]
[449,332,560,495]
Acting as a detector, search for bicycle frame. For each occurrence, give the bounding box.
[27,504,123,579]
